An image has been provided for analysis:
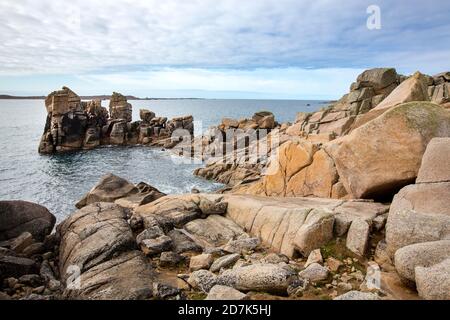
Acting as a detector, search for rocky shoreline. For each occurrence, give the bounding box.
[1,68,449,300]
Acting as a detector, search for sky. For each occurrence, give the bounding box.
[0,0,449,99]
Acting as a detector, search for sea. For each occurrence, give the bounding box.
[0,98,325,220]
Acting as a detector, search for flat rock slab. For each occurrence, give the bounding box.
[134,194,223,229]
[0,255,37,280]
[334,290,380,300]
[223,195,387,258]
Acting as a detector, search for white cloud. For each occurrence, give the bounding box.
[0,0,449,98]
[1,0,448,76]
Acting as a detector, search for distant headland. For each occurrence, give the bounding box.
[0,94,202,100]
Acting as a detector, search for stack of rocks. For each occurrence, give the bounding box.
[286,68,403,141]
[109,92,132,122]
[38,87,92,153]
[38,87,194,154]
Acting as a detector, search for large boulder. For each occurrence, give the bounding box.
[0,201,56,241]
[76,173,138,208]
[394,240,450,283]
[245,139,339,198]
[328,102,450,199]
[263,140,316,196]
[217,264,296,294]
[356,68,398,92]
[385,182,450,255]
[139,109,155,123]
[346,219,370,256]
[416,138,450,183]
[385,137,450,255]
[372,72,429,112]
[415,259,450,300]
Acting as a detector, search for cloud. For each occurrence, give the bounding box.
[1,0,449,75]
[0,0,449,98]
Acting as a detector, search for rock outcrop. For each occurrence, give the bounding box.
[193,69,450,205]
[134,192,387,258]
[58,202,155,299]
[288,68,402,140]
[328,102,450,199]
[235,101,450,200]
[428,72,450,105]
[38,87,194,153]
[223,195,388,257]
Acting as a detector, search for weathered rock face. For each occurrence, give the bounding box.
[328,102,450,199]
[38,87,90,153]
[429,72,450,105]
[109,92,132,122]
[350,72,430,131]
[38,87,194,154]
[416,138,450,183]
[58,202,155,299]
[0,201,56,241]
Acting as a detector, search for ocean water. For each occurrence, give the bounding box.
[0,98,325,220]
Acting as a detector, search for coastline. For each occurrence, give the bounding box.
[0,68,449,301]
